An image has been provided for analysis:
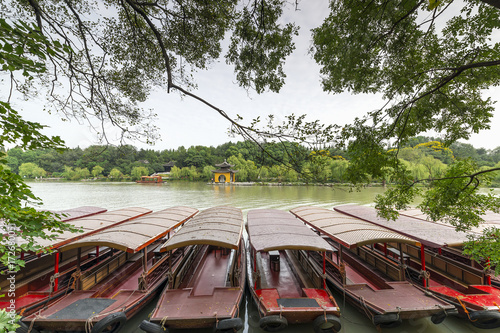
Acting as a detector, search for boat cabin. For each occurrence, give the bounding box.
[136,175,163,183]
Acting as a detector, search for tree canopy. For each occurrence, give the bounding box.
[2,0,500,274]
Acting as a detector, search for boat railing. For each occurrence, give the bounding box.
[79,251,128,290]
[294,250,323,289]
[352,247,399,285]
[401,244,484,285]
[225,249,236,287]
[172,245,202,289]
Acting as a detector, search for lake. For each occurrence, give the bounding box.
[28,181,487,333]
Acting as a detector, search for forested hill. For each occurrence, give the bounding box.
[4,137,500,184]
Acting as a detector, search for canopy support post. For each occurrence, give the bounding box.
[322,252,326,289]
[398,244,405,281]
[77,248,81,270]
[420,244,427,287]
[487,258,492,286]
[383,243,387,256]
[143,246,148,272]
[96,246,100,263]
[54,252,60,292]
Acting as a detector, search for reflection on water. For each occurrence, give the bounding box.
[28,181,488,333]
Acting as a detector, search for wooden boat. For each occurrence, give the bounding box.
[140,206,245,333]
[334,204,500,329]
[18,206,198,333]
[246,209,341,332]
[0,207,153,316]
[399,207,500,287]
[290,206,456,329]
[136,175,163,183]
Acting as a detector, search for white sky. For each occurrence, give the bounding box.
[10,1,500,151]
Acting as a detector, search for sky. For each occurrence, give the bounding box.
[10,1,500,152]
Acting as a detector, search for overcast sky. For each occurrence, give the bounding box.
[12,1,500,151]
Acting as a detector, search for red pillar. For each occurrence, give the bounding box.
[438,248,442,255]
[487,258,492,286]
[96,246,100,262]
[420,244,427,288]
[383,243,388,256]
[54,252,60,292]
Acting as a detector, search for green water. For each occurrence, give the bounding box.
[28,181,485,333]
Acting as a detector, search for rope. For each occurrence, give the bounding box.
[160,316,168,329]
[456,296,477,322]
[418,270,431,279]
[84,289,138,333]
[27,312,46,333]
[359,297,374,323]
[493,302,500,313]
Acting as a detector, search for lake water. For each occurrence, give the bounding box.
[28,181,487,333]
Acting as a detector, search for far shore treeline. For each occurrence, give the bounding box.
[4,136,500,186]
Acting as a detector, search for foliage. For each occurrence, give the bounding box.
[0,17,78,277]
[92,165,104,178]
[131,166,149,180]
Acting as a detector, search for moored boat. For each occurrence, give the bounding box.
[0,207,152,316]
[334,204,500,329]
[140,206,245,333]
[136,175,163,183]
[18,206,198,333]
[290,206,456,329]
[247,209,341,333]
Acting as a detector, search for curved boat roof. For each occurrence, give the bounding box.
[334,205,469,248]
[290,206,419,249]
[1,206,107,237]
[247,209,332,252]
[161,206,243,251]
[60,206,198,253]
[31,207,152,250]
[50,206,108,222]
[400,208,498,235]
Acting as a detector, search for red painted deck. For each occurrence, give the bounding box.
[0,294,47,310]
[429,285,500,308]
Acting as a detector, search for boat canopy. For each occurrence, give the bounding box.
[0,206,107,236]
[161,206,243,251]
[334,205,469,248]
[60,206,198,253]
[400,208,499,235]
[290,206,419,249]
[49,206,108,222]
[26,207,152,250]
[247,209,331,252]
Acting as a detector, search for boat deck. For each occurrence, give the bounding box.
[27,255,154,323]
[153,287,241,320]
[347,281,451,312]
[189,249,230,296]
[258,251,302,298]
[152,247,241,321]
[255,251,337,312]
